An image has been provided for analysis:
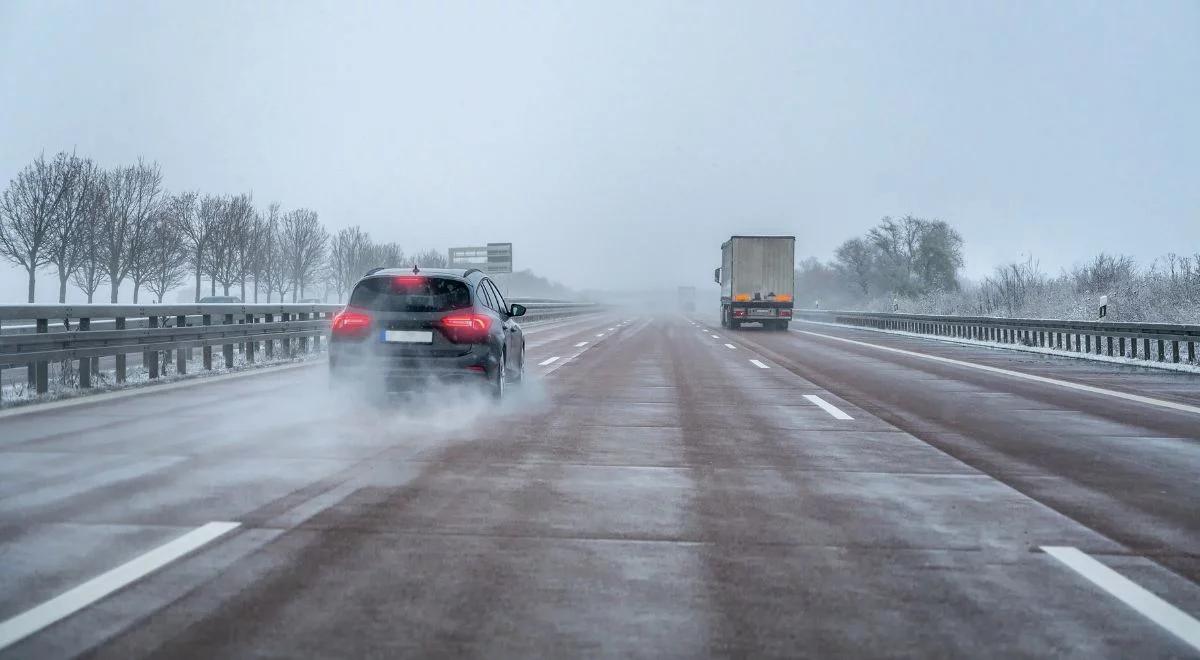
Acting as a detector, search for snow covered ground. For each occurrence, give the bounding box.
[796,319,1200,375]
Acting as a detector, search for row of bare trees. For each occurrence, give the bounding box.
[1,152,447,303]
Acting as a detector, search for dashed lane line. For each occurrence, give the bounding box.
[0,521,241,651]
[724,344,736,350]
[804,394,854,420]
[574,341,589,347]
[749,359,770,369]
[538,357,561,366]
[1041,546,1200,652]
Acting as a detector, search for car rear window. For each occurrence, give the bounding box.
[349,276,471,312]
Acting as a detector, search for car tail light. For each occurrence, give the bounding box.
[439,313,492,343]
[331,309,372,338]
[779,309,792,318]
[733,308,747,317]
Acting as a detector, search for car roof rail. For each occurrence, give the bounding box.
[364,266,387,276]
[461,268,483,278]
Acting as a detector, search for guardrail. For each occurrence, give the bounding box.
[0,300,600,399]
[793,309,1200,366]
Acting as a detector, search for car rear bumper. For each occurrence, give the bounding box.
[328,345,498,388]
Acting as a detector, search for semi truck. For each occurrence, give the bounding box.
[714,235,795,330]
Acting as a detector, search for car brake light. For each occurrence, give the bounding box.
[331,310,372,338]
[779,309,792,318]
[439,313,492,343]
[733,308,747,317]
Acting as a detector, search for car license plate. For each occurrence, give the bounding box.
[383,330,433,343]
[751,308,775,316]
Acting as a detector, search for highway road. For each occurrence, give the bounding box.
[1,312,1198,657]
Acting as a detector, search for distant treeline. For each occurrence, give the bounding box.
[0,152,471,303]
[797,215,1200,323]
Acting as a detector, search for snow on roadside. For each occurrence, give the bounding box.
[0,348,326,409]
[796,320,1200,375]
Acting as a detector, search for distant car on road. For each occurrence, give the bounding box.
[328,267,527,399]
[198,296,242,303]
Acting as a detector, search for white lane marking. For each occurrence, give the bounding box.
[1041,546,1200,652]
[608,327,615,331]
[0,521,240,651]
[724,343,736,349]
[574,341,589,347]
[711,334,720,339]
[749,359,770,369]
[538,356,560,366]
[596,333,605,337]
[804,394,854,420]
[799,329,1200,416]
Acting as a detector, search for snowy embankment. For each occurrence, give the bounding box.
[0,349,325,409]
[796,319,1200,375]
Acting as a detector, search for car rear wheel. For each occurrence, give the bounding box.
[492,354,506,400]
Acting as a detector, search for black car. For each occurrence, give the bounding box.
[328,267,527,398]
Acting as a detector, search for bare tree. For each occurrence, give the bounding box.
[45,153,99,302]
[174,192,212,302]
[413,248,447,269]
[280,209,328,301]
[834,237,874,296]
[329,226,371,302]
[70,187,108,303]
[99,160,163,302]
[0,153,73,301]
[206,194,254,296]
[143,206,189,303]
[366,241,405,269]
[247,202,280,302]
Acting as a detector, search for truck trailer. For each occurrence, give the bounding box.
[714,235,795,330]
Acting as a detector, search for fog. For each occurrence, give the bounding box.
[1,1,1196,302]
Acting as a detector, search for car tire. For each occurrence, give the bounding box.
[512,347,524,385]
[492,354,506,400]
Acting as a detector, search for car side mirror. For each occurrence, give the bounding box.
[508,303,527,317]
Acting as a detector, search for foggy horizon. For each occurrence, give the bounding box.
[2,1,1196,302]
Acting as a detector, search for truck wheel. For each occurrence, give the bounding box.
[729,318,740,330]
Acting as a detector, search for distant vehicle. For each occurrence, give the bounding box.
[328,267,527,399]
[198,296,242,303]
[298,298,324,304]
[677,286,696,313]
[714,235,795,330]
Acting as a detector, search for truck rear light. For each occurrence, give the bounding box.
[779,309,792,318]
[331,310,372,338]
[733,309,747,317]
[439,313,492,343]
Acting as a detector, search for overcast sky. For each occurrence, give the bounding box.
[1,0,1196,301]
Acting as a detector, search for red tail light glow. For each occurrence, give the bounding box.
[392,275,425,289]
[779,309,793,318]
[439,313,492,343]
[331,309,372,338]
[732,308,747,317]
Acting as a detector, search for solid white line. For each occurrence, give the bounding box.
[538,356,560,366]
[574,341,588,347]
[804,394,854,420]
[0,521,240,651]
[1041,546,1200,652]
[749,359,770,369]
[798,329,1200,416]
[724,343,736,349]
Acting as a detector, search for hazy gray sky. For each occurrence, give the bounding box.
[2,0,1196,301]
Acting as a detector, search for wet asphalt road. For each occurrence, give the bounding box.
[1,312,1198,658]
